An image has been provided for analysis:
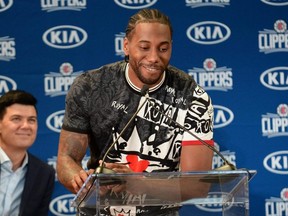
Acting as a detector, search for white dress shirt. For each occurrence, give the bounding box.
[0,147,28,216]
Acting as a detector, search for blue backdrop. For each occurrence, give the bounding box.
[1,0,288,215]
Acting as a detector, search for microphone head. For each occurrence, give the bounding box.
[140,85,149,96]
[95,166,116,174]
[214,163,237,171]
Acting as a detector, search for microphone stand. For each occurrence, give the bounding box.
[76,87,149,209]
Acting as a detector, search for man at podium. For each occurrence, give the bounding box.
[57,8,214,216]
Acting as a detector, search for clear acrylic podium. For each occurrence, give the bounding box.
[71,170,256,216]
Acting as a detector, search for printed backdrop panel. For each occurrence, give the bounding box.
[0,0,287,215]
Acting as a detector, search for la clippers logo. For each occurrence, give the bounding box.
[0,75,17,96]
[260,66,288,90]
[261,104,288,138]
[212,143,236,169]
[0,36,16,61]
[186,21,231,45]
[213,105,234,128]
[44,63,83,97]
[46,110,65,133]
[261,0,288,6]
[41,0,87,12]
[258,20,288,53]
[0,0,13,12]
[43,25,87,49]
[115,32,125,57]
[49,194,76,216]
[114,0,157,9]
[188,58,233,91]
[263,151,288,174]
[186,0,230,8]
[265,188,288,215]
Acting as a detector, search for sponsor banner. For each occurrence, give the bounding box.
[1,2,287,216]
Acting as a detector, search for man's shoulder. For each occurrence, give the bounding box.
[167,65,190,77]
[28,153,55,173]
[88,60,126,74]
[167,64,197,87]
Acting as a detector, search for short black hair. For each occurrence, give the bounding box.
[125,8,173,40]
[0,90,37,119]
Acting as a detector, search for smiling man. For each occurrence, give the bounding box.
[57,9,214,216]
[0,90,55,216]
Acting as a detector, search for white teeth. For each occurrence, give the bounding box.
[145,66,157,72]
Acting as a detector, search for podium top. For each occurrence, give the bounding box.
[72,169,256,212]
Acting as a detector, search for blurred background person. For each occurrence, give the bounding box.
[0,90,55,216]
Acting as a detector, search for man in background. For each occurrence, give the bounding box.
[0,90,55,216]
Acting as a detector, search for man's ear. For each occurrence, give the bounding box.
[123,37,129,56]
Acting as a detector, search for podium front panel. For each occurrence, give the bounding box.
[72,170,255,216]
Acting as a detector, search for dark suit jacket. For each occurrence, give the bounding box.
[18,153,55,216]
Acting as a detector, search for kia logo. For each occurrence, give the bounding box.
[187,21,231,45]
[114,0,157,9]
[260,67,288,90]
[43,25,87,49]
[46,110,65,133]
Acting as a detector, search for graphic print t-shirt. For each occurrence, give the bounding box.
[62,61,214,215]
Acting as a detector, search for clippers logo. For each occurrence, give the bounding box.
[44,63,83,97]
[43,25,87,49]
[212,143,236,170]
[262,104,288,138]
[187,21,231,45]
[186,0,230,8]
[213,105,234,128]
[260,67,288,90]
[46,110,65,133]
[41,0,87,12]
[0,0,13,12]
[114,0,158,9]
[0,36,16,61]
[261,0,288,6]
[188,58,233,91]
[195,192,233,212]
[115,32,125,57]
[263,151,288,174]
[266,188,288,216]
[49,194,76,216]
[0,75,17,96]
[259,20,288,54]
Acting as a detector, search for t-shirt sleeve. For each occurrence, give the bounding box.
[62,73,91,133]
[182,85,214,146]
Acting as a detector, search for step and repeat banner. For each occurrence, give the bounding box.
[1,0,288,215]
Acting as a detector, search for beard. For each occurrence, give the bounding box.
[129,61,166,85]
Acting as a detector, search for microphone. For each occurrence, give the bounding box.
[142,88,236,172]
[95,85,149,174]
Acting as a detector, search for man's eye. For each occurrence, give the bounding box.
[160,47,168,52]
[29,119,37,124]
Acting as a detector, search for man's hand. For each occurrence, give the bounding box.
[71,169,95,193]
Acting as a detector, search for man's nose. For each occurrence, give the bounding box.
[146,48,159,62]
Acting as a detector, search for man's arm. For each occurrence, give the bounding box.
[180,145,213,172]
[56,129,90,193]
